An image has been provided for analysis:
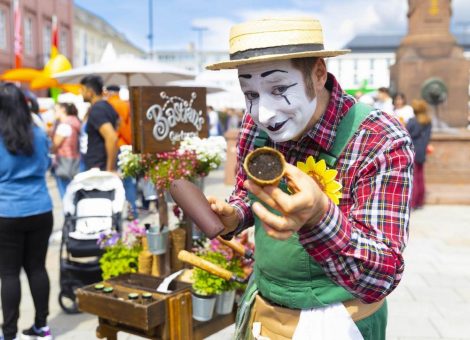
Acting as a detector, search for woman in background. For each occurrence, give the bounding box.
[51,102,81,199]
[393,92,415,125]
[407,99,433,209]
[0,83,53,340]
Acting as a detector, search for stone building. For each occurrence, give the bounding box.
[0,0,73,73]
[73,5,144,66]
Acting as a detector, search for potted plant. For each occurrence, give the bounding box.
[215,256,245,315]
[97,223,144,280]
[98,232,142,280]
[191,251,227,322]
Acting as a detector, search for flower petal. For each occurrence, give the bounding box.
[297,161,308,173]
[306,156,316,171]
[323,169,338,183]
[329,194,340,205]
[325,181,342,193]
[314,159,327,175]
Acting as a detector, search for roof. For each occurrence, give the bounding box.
[344,33,470,53]
[74,5,145,54]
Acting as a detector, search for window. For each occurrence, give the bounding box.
[24,17,33,55]
[0,9,7,51]
[59,29,67,57]
[43,24,52,62]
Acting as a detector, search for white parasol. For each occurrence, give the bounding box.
[53,57,195,87]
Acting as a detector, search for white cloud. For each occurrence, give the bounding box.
[208,2,406,52]
[191,17,235,51]
[190,0,468,52]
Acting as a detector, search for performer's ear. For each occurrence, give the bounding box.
[312,58,327,90]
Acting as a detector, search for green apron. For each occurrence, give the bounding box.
[235,103,387,339]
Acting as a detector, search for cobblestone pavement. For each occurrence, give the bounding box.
[5,169,470,339]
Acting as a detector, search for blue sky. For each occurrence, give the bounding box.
[75,0,470,53]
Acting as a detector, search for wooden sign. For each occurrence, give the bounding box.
[130,86,208,153]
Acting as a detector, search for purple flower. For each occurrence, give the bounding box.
[104,232,120,247]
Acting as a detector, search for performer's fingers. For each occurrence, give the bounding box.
[207,196,234,217]
[244,180,282,211]
[263,184,312,215]
[251,201,294,232]
[262,222,294,240]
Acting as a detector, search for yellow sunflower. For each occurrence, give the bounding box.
[296,156,343,205]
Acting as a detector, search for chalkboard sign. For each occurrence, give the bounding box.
[130,87,208,153]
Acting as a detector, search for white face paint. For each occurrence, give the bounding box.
[238,60,317,142]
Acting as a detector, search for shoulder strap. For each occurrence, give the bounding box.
[319,102,373,168]
[254,129,269,149]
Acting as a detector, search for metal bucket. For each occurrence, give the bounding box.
[147,227,169,255]
[142,179,157,200]
[192,293,216,322]
[215,290,236,315]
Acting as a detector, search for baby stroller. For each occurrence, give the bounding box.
[59,169,125,313]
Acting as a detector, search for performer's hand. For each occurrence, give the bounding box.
[244,163,329,240]
[207,196,240,236]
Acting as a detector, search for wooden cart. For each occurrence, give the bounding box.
[76,273,235,340]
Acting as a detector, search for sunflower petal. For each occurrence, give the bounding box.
[323,169,338,183]
[329,194,340,205]
[325,181,342,193]
[306,156,316,170]
[297,162,308,173]
[314,159,327,175]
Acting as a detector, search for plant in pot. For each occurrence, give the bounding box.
[208,237,248,315]
[98,231,142,280]
[191,251,227,322]
[216,256,245,315]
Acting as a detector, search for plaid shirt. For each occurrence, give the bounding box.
[228,73,414,303]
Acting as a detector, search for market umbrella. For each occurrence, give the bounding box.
[53,57,195,87]
[166,79,225,94]
[195,69,246,110]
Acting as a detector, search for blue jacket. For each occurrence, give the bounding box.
[0,126,52,217]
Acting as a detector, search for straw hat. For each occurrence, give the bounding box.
[206,17,350,70]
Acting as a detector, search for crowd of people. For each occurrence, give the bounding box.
[0,75,143,340]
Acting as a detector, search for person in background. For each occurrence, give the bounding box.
[78,109,89,173]
[23,89,45,131]
[207,105,221,136]
[51,103,81,199]
[393,92,414,125]
[80,75,118,171]
[407,99,432,210]
[374,87,394,114]
[0,83,53,340]
[105,85,138,220]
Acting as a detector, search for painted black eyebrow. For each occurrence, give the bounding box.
[261,69,288,77]
[238,74,252,79]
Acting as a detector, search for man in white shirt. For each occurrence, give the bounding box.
[207,106,221,136]
[374,87,394,114]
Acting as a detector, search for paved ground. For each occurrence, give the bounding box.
[5,168,470,339]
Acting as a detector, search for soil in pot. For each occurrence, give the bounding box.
[246,148,285,185]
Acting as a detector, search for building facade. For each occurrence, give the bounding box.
[328,33,470,92]
[73,5,144,66]
[0,0,73,73]
[153,48,228,73]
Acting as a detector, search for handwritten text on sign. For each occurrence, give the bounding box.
[130,87,208,153]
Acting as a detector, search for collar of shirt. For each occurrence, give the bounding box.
[276,72,356,153]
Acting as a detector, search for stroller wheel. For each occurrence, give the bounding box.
[58,291,80,314]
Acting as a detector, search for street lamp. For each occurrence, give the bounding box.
[191,26,208,73]
[148,0,154,58]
